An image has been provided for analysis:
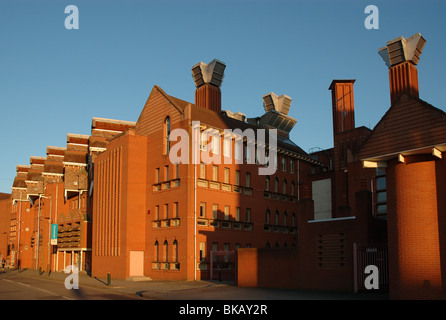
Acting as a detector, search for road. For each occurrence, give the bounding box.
[0,271,144,300]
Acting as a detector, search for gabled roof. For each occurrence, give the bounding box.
[359,94,446,161]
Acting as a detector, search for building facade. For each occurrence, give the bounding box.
[1,32,445,299]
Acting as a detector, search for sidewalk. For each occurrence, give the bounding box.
[1,268,388,300]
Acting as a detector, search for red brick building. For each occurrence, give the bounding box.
[91,59,320,280]
[1,32,445,300]
[238,33,446,300]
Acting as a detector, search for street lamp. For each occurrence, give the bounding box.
[36,195,51,272]
[40,195,52,274]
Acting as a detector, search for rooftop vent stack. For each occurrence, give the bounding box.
[192,59,226,113]
[262,93,292,115]
[251,92,296,137]
[378,33,426,105]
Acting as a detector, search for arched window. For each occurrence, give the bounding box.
[274,177,279,193]
[163,240,168,262]
[173,240,178,262]
[292,212,296,226]
[265,209,270,224]
[164,116,171,154]
[265,176,270,191]
[265,242,271,248]
[291,181,295,195]
[274,210,279,225]
[283,211,287,226]
[283,179,287,194]
[154,241,159,262]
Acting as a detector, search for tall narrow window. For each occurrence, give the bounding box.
[154,241,159,262]
[265,176,270,191]
[235,207,240,221]
[174,202,179,218]
[246,208,251,222]
[282,156,286,172]
[164,116,171,154]
[164,203,169,219]
[164,165,169,181]
[291,181,295,195]
[212,243,218,262]
[235,170,240,185]
[265,209,270,224]
[274,211,279,225]
[200,162,206,179]
[376,167,387,216]
[200,242,206,262]
[290,159,294,173]
[223,138,231,158]
[283,179,287,194]
[213,204,218,219]
[163,240,168,262]
[283,212,287,226]
[246,172,251,187]
[155,205,159,220]
[224,167,230,183]
[224,205,230,220]
[173,240,178,262]
[274,177,279,193]
[200,202,206,218]
[155,168,160,183]
[212,165,218,181]
[174,163,179,179]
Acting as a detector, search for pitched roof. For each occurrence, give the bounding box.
[359,94,446,160]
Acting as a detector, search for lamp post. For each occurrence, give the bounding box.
[40,195,52,274]
[36,195,51,273]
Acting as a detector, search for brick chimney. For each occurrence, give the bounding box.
[378,33,426,105]
[191,59,226,112]
[329,79,356,136]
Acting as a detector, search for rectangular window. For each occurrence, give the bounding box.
[174,164,179,179]
[234,139,242,163]
[164,165,169,181]
[224,167,230,183]
[212,165,218,181]
[224,243,229,262]
[200,163,206,179]
[164,204,169,219]
[246,208,251,222]
[376,167,387,216]
[213,204,218,219]
[223,138,231,158]
[282,156,286,172]
[235,207,240,221]
[155,205,159,220]
[224,206,230,220]
[212,134,220,155]
[200,242,206,262]
[212,243,218,262]
[235,170,240,185]
[200,202,206,218]
[290,159,294,173]
[245,172,251,187]
[174,202,178,218]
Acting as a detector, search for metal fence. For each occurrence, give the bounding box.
[353,241,388,292]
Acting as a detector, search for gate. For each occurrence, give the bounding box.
[209,250,236,282]
[353,241,388,292]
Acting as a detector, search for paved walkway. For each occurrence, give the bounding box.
[0,268,388,300]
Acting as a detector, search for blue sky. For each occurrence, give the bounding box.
[0,0,445,193]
